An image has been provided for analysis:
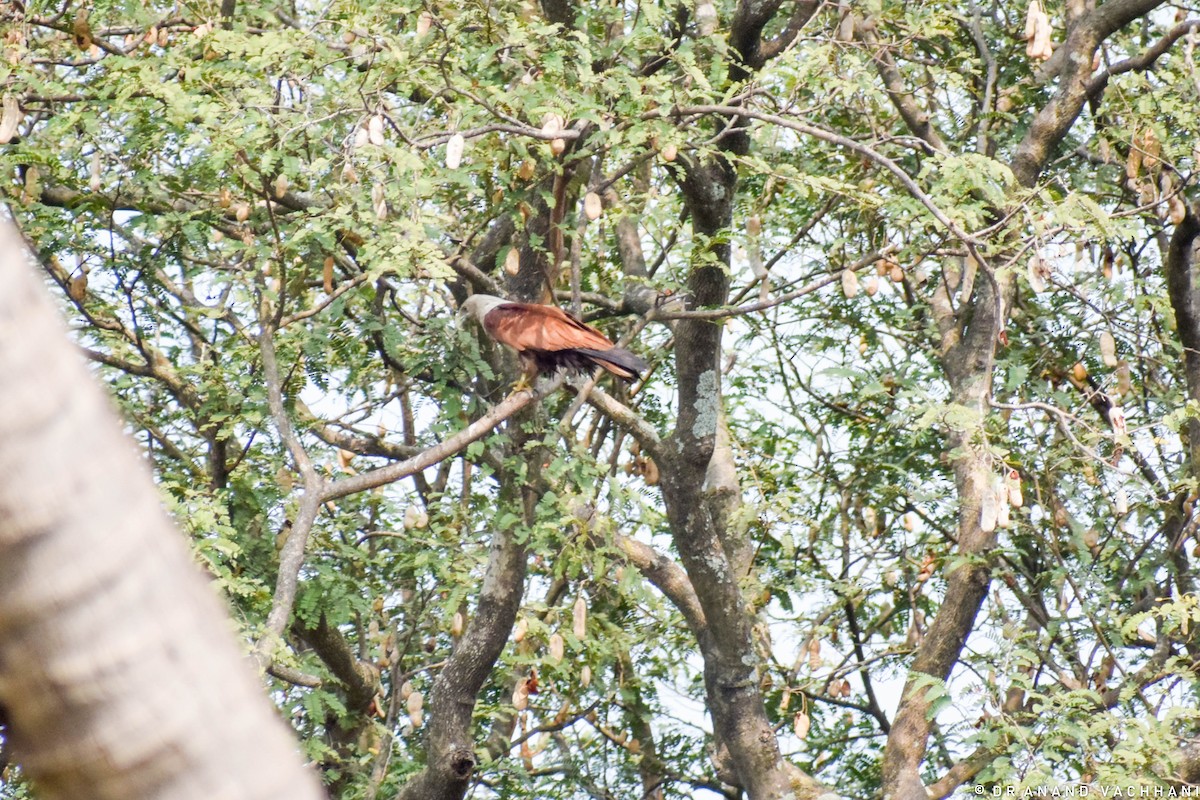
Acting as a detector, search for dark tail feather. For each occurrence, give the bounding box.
[576,347,648,381]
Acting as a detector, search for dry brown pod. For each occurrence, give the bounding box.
[841,269,859,298]
[512,681,529,711]
[505,247,521,276]
[68,270,88,302]
[549,137,566,156]
[368,114,386,146]
[660,143,678,162]
[514,617,528,643]
[573,596,587,640]
[794,711,811,740]
[583,191,602,221]
[416,11,433,36]
[548,632,565,663]
[445,133,465,169]
[0,94,22,144]
[323,256,335,293]
[1099,331,1117,367]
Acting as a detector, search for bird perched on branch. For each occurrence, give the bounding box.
[459,294,647,390]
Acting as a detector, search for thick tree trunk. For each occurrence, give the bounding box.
[0,223,324,799]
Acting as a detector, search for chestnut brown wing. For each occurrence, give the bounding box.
[484,303,616,353]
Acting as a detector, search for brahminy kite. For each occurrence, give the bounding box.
[459,294,647,385]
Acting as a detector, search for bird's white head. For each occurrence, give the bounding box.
[458,294,508,324]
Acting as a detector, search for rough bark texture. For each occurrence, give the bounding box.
[0,223,324,800]
[661,146,823,798]
[1165,207,1200,470]
[395,426,536,800]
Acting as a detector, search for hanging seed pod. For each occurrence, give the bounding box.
[445,133,465,169]
[862,275,880,296]
[353,125,369,149]
[273,173,289,198]
[806,637,820,670]
[1116,360,1132,397]
[1169,194,1187,225]
[451,611,465,638]
[584,191,602,221]
[660,143,678,162]
[408,708,423,728]
[861,506,877,535]
[342,162,359,184]
[580,664,591,687]
[372,183,387,220]
[89,151,102,192]
[323,256,335,293]
[696,1,718,35]
[841,269,859,298]
[416,11,433,36]
[212,229,224,243]
[20,165,38,203]
[72,8,93,50]
[1141,128,1161,170]
[549,137,567,156]
[794,711,811,740]
[1083,528,1100,550]
[642,457,660,486]
[980,487,998,533]
[0,94,22,144]
[747,214,762,235]
[504,247,521,276]
[1027,255,1050,293]
[548,633,565,663]
[1006,469,1023,508]
[997,494,1011,528]
[517,159,536,180]
[367,114,386,146]
[408,505,429,529]
[858,335,869,355]
[573,596,587,640]
[1114,487,1129,516]
[234,202,251,223]
[512,681,530,711]
[514,617,528,643]
[1024,0,1041,40]
[540,112,564,138]
[1125,137,1143,180]
[1071,362,1088,383]
[406,691,424,716]
[1099,331,1117,367]
[889,264,904,283]
[67,270,88,302]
